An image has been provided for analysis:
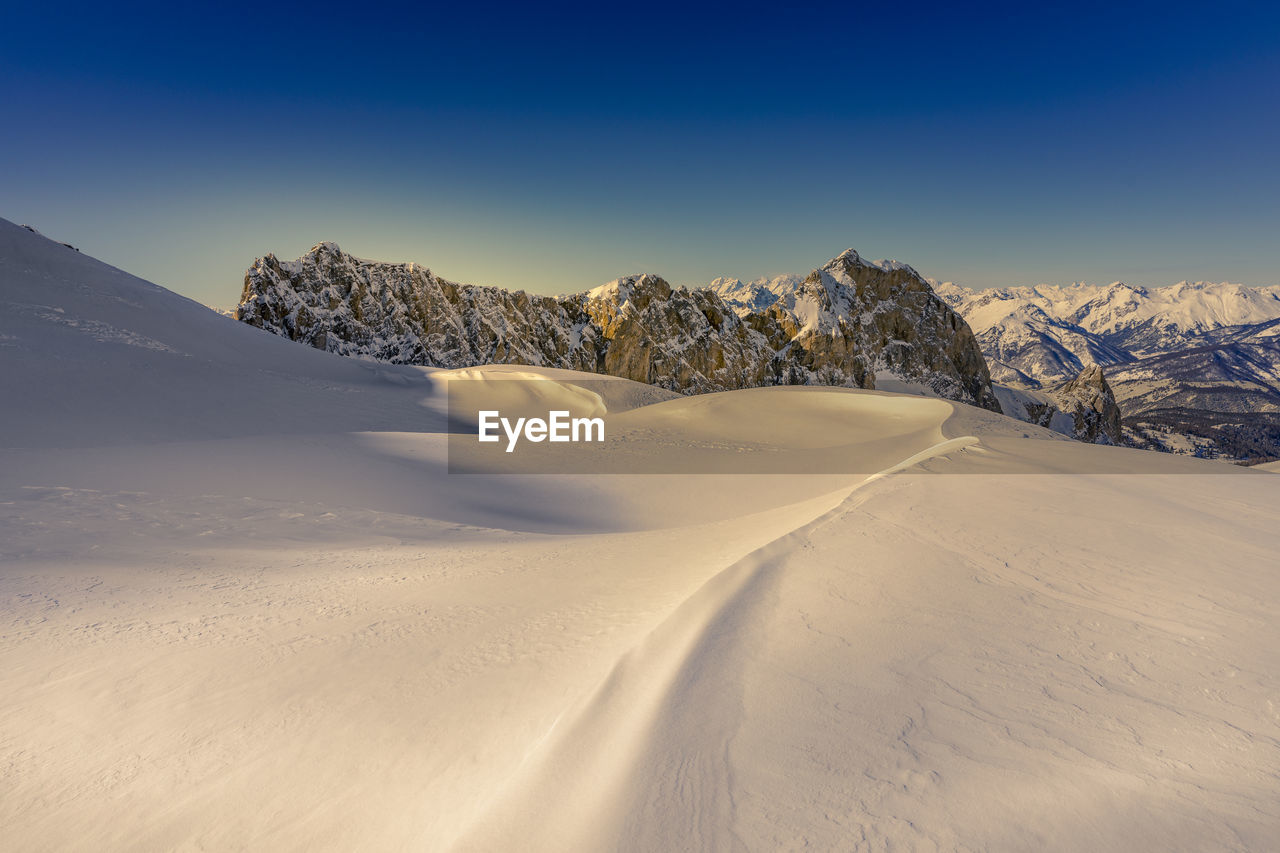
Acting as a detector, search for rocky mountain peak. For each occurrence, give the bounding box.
[587,273,671,309]
[1052,364,1122,444]
[237,243,1002,411]
[821,249,921,281]
[1065,362,1107,388]
[992,363,1124,445]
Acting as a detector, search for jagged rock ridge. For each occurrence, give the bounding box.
[237,243,1001,411]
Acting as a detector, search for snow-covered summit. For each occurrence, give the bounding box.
[706,273,806,314]
[585,273,669,304]
[822,249,921,279]
[707,250,922,318]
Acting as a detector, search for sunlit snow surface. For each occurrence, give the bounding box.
[3,219,1279,851]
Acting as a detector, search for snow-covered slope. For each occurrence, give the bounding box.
[5,220,1280,851]
[238,243,1002,411]
[0,220,451,449]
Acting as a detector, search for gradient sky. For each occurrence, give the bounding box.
[4,1,1279,306]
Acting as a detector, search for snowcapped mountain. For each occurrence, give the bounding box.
[936,279,1280,382]
[1070,280,1280,354]
[708,260,919,317]
[706,273,806,314]
[937,278,1280,458]
[711,261,1124,443]
[1109,338,1280,458]
[238,244,1002,411]
[931,283,1134,384]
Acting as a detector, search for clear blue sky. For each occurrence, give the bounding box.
[4,0,1279,306]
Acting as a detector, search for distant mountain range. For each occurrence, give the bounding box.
[932,279,1280,378]
[933,280,1280,459]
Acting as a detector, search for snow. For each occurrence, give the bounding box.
[4,218,1280,850]
[874,368,942,398]
[706,252,924,319]
[705,273,806,315]
[940,277,1280,457]
[586,275,647,303]
[940,278,1280,364]
[989,382,1083,439]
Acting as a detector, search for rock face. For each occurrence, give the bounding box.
[990,364,1123,445]
[238,243,1001,410]
[576,274,777,392]
[758,251,1000,409]
[238,243,579,368]
[1046,364,1123,445]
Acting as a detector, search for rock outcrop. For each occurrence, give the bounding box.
[238,243,1001,411]
[993,364,1123,445]
[1048,364,1123,445]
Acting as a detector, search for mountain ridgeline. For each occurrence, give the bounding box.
[238,244,1002,412]
[936,280,1280,459]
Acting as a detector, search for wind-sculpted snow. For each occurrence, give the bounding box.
[238,244,1001,410]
